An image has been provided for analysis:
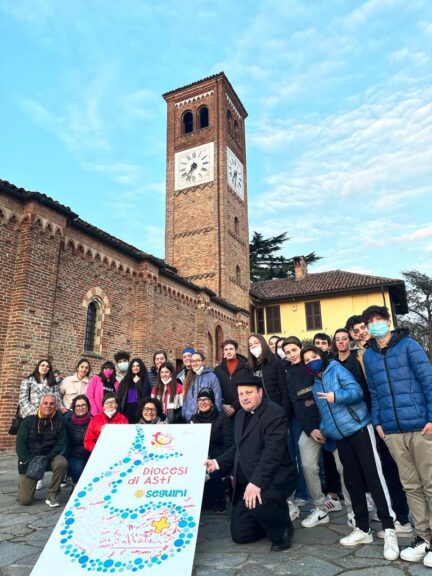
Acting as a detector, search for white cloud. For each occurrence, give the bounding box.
[390,48,429,65]
[396,225,432,242]
[85,162,143,186]
[120,89,163,120]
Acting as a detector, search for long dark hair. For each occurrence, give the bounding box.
[75,358,91,376]
[99,360,117,387]
[154,362,177,403]
[247,334,274,371]
[183,351,205,398]
[117,358,149,410]
[29,359,56,386]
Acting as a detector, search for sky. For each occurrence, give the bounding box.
[1,0,431,280]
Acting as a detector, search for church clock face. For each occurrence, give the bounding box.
[174,142,214,191]
[227,147,244,200]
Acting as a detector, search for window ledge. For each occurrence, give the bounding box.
[83,351,103,359]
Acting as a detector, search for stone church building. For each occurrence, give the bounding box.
[0,73,250,450]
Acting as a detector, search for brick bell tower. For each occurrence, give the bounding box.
[163,72,250,311]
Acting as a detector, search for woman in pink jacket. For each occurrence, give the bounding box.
[86,361,120,416]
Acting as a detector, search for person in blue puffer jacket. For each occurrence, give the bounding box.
[300,346,399,561]
[362,305,432,566]
[182,351,222,422]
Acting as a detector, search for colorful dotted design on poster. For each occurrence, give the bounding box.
[59,428,197,572]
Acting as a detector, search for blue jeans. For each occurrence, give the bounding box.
[68,457,88,484]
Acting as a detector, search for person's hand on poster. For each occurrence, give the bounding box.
[205,459,219,473]
[243,482,262,509]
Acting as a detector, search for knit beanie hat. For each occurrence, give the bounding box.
[197,387,215,403]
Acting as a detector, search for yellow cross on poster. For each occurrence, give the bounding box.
[152,516,171,533]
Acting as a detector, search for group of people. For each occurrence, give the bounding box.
[14,304,432,567]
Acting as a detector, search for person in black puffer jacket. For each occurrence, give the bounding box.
[247,333,288,413]
[190,388,234,512]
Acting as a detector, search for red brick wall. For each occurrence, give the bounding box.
[0,193,248,450]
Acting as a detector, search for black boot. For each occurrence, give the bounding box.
[270,518,295,552]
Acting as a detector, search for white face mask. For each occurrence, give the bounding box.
[104,409,116,418]
[161,377,172,385]
[193,365,205,375]
[277,348,286,359]
[250,345,262,359]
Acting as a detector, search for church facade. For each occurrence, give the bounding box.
[0,73,250,450]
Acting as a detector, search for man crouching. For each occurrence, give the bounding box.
[16,394,68,508]
[206,376,297,551]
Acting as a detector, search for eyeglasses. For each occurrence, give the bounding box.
[198,398,211,403]
[191,359,203,364]
[143,408,156,413]
[104,400,117,406]
[75,404,88,408]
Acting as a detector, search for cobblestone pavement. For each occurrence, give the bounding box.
[0,453,430,576]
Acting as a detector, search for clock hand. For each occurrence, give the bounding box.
[186,162,198,181]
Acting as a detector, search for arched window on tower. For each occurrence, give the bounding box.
[234,216,240,235]
[234,119,239,140]
[182,110,193,134]
[236,265,241,284]
[84,300,98,352]
[227,110,233,136]
[215,326,224,363]
[198,106,209,129]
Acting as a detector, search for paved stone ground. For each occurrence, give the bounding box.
[0,452,430,576]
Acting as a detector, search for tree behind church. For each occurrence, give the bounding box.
[249,231,321,282]
[397,269,432,360]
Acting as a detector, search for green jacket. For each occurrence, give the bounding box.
[16,412,66,472]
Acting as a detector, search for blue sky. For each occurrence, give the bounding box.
[1,0,431,280]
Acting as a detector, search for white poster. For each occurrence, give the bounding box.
[31,424,211,576]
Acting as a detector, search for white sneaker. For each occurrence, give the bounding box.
[339,527,373,547]
[424,548,432,568]
[36,479,44,490]
[383,529,399,560]
[400,536,430,562]
[347,511,356,528]
[288,500,300,521]
[324,494,342,512]
[301,507,329,528]
[376,521,413,539]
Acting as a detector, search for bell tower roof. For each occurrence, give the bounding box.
[163,72,248,118]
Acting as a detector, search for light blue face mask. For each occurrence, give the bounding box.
[118,361,129,372]
[368,320,390,339]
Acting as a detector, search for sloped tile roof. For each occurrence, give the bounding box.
[250,270,405,300]
[0,179,77,218]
